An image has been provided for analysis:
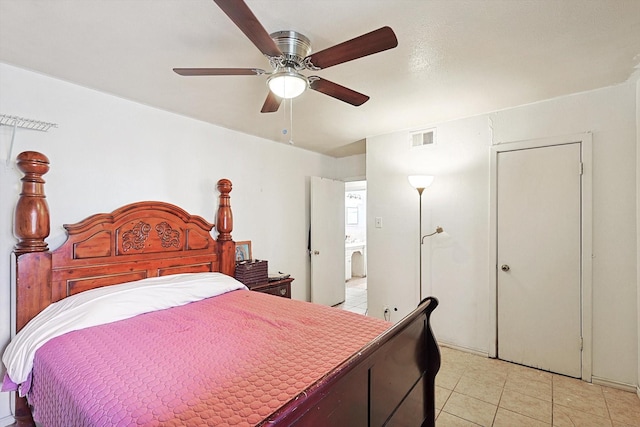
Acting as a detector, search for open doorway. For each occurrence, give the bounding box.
[342,181,367,314]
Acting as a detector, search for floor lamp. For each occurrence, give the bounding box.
[408,175,434,302]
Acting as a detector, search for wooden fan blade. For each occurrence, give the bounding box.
[304,26,398,70]
[173,68,265,76]
[213,0,282,58]
[261,91,282,113]
[309,77,369,106]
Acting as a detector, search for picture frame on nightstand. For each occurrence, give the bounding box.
[235,241,252,261]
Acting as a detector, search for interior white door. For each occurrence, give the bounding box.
[497,143,582,377]
[310,176,345,306]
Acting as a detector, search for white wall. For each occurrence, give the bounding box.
[336,153,366,181]
[367,115,492,353]
[0,62,358,423]
[367,82,638,388]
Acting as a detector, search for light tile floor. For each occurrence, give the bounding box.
[437,346,640,427]
[335,277,367,315]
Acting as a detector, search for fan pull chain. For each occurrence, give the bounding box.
[289,98,294,145]
[281,96,289,142]
[281,98,294,145]
[282,98,287,137]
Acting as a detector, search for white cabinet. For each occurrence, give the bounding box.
[345,242,366,281]
[345,253,352,281]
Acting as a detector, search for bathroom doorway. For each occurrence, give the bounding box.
[343,181,367,314]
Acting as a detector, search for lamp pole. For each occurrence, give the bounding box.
[408,175,434,303]
[417,186,425,302]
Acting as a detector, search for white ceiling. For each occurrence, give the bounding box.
[1,0,639,157]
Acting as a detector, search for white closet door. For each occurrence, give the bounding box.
[497,143,582,377]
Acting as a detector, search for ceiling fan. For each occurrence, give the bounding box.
[173,0,398,113]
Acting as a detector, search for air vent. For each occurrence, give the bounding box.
[410,129,436,148]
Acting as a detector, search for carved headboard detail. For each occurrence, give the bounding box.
[60,201,216,260]
[13,151,236,332]
[46,200,224,299]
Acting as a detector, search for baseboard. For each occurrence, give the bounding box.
[0,414,15,427]
[591,376,637,393]
[438,341,489,358]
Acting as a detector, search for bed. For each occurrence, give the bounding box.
[4,151,440,427]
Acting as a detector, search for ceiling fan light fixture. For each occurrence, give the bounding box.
[267,68,308,99]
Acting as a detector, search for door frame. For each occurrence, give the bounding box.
[345,179,367,282]
[488,132,593,381]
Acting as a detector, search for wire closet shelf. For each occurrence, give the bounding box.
[0,114,58,166]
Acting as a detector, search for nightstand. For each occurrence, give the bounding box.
[249,278,294,298]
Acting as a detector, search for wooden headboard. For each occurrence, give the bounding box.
[12,151,237,332]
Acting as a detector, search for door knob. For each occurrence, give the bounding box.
[501,264,510,272]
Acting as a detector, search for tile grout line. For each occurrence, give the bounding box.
[553,375,556,427]
[490,385,504,426]
[601,386,614,425]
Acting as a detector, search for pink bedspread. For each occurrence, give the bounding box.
[29,290,389,426]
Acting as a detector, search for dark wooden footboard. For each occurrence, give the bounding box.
[263,296,440,427]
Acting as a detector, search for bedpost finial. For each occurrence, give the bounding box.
[14,151,50,254]
[216,178,232,195]
[16,151,50,177]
